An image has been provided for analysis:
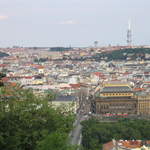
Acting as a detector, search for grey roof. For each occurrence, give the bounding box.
[54,95,77,102]
[101,86,132,93]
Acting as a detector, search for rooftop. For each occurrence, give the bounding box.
[54,95,77,102]
[103,140,150,150]
[101,86,132,93]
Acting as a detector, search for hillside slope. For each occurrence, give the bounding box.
[94,48,150,61]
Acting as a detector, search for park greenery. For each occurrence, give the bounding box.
[0,85,76,150]
[81,118,150,150]
[94,48,150,61]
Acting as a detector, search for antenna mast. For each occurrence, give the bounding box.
[127,20,132,47]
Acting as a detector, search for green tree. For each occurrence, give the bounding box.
[81,118,150,150]
[37,131,76,150]
[0,86,74,150]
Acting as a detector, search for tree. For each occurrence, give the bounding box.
[44,90,57,101]
[37,131,76,150]
[81,118,150,150]
[0,86,75,150]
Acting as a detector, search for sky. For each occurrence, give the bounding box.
[0,0,149,47]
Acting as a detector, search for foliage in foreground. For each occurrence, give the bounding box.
[0,86,75,150]
[81,118,150,150]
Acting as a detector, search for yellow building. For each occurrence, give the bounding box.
[100,86,134,97]
[136,95,150,115]
[95,82,137,115]
[94,82,150,116]
[102,82,130,88]
[32,79,44,85]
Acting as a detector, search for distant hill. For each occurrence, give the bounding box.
[94,48,150,61]
[49,47,72,52]
[0,52,9,58]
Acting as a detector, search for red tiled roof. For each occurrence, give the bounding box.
[24,76,33,79]
[0,64,7,67]
[103,140,150,150]
[103,141,114,150]
[32,64,44,69]
[70,84,81,88]
[94,72,104,77]
[121,140,141,148]
[36,66,44,69]
[1,77,9,82]
[9,82,17,87]
[123,72,130,75]
[133,88,145,91]
[144,81,150,84]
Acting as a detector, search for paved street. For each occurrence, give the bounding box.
[69,112,82,144]
[69,91,91,148]
[70,120,82,145]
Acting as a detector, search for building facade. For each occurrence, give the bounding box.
[94,82,150,116]
[137,95,150,115]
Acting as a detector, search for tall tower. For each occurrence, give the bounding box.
[127,20,132,46]
[94,41,98,48]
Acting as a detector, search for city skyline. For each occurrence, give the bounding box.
[0,0,149,47]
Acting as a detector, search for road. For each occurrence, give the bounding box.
[70,121,82,145]
[70,89,91,148]
[70,113,82,146]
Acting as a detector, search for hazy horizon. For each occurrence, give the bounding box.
[0,0,149,47]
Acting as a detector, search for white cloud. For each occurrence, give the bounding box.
[59,20,78,25]
[0,15,8,20]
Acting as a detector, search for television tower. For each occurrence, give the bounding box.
[94,41,98,48]
[127,20,132,46]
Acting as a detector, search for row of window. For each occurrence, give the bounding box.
[102,93,132,96]
[139,105,150,109]
[98,103,136,109]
